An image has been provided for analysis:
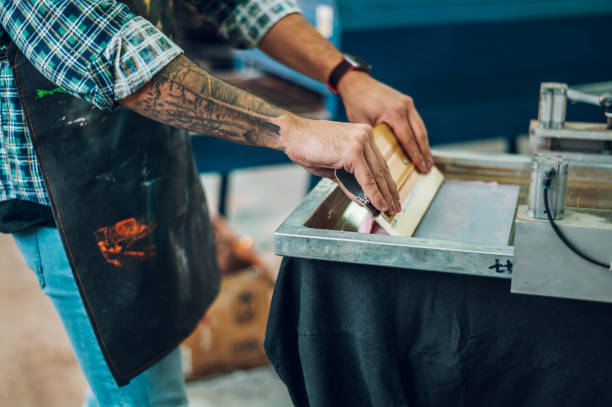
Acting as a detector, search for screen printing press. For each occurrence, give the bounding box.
[276,80,612,303]
[264,83,612,406]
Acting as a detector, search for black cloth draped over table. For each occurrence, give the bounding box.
[265,257,612,407]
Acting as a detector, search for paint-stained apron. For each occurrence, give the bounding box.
[8,39,220,385]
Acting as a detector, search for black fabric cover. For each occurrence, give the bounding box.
[265,257,612,407]
[10,45,220,385]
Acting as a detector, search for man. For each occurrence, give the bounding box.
[0,0,432,405]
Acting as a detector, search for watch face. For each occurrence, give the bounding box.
[345,54,372,74]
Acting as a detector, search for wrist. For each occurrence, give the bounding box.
[337,70,372,98]
[273,113,303,152]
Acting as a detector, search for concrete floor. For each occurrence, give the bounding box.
[187,366,292,407]
[201,164,310,275]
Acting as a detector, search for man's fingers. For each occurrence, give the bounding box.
[370,138,401,210]
[407,106,434,168]
[366,141,400,213]
[386,116,428,173]
[351,153,389,212]
[364,143,397,215]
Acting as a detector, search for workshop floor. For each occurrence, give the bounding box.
[0,137,515,406]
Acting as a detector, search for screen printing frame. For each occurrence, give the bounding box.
[274,150,612,279]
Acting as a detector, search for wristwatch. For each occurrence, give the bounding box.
[327,54,372,95]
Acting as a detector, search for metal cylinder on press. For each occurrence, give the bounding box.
[528,153,568,220]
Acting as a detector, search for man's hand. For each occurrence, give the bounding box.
[258,13,434,173]
[278,115,400,214]
[337,71,434,173]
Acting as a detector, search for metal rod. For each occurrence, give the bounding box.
[567,88,602,106]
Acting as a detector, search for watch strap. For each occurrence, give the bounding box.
[327,58,357,95]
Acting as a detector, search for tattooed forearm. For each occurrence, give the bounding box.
[119,55,288,150]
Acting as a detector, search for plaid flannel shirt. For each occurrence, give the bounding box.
[193,0,300,48]
[0,0,300,207]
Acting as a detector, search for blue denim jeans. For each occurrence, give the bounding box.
[13,226,188,407]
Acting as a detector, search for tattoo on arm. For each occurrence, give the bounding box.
[119,55,287,150]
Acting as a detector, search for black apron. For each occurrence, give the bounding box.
[7,16,220,384]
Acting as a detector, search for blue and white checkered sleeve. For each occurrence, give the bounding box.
[99,17,183,102]
[193,0,302,49]
[0,0,182,110]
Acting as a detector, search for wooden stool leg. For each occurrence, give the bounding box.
[219,171,231,217]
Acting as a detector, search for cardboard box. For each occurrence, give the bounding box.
[181,268,273,378]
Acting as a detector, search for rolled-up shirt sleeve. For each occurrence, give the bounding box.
[189,0,301,49]
[0,0,183,109]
